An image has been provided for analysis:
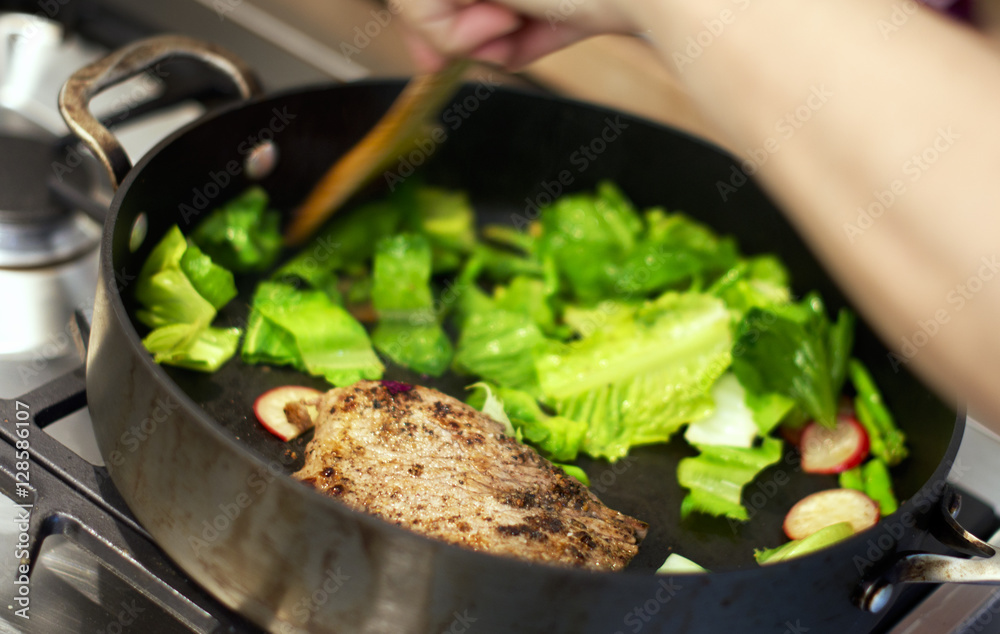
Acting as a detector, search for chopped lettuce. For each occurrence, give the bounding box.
[179,242,238,310]
[405,185,476,272]
[620,207,739,296]
[710,255,791,325]
[754,522,854,565]
[677,436,783,521]
[241,281,383,385]
[467,382,588,479]
[466,383,587,461]
[536,181,642,303]
[536,292,732,461]
[466,382,515,436]
[532,182,741,303]
[849,359,908,466]
[190,187,281,273]
[453,310,545,393]
[657,553,708,574]
[275,197,405,286]
[143,323,242,372]
[492,275,560,336]
[744,390,796,436]
[839,459,898,516]
[552,463,590,486]
[371,234,452,376]
[684,373,759,448]
[135,225,240,372]
[732,294,854,429]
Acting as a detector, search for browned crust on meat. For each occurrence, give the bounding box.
[293,381,647,571]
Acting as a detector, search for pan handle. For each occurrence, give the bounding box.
[59,34,262,190]
[854,487,999,613]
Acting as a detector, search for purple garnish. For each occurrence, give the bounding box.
[381,380,414,395]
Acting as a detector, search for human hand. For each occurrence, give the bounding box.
[395,0,645,71]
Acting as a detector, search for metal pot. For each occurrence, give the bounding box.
[62,35,1000,633]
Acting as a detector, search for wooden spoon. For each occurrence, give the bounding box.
[283,60,469,246]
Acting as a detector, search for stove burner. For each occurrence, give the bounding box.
[0,134,100,267]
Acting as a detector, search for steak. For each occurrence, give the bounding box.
[291,380,647,571]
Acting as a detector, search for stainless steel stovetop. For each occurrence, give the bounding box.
[0,2,997,632]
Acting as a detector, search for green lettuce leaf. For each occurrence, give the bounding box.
[453,310,545,393]
[537,292,732,461]
[684,373,759,448]
[135,225,241,371]
[191,187,282,273]
[370,234,452,376]
[482,385,587,462]
[242,281,383,385]
[731,294,854,428]
[849,358,908,466]
[536,181,643,303]
[617,208,740,296]
[656,553,708,574]
[839,459,899,516]
[179,242,237,310]
[404,185,476,272]
[755,522,854,565]
[710,255,791,325]
[274,198,405,285]
[678,436,783,520]
[467,382,588,470]
[143,324,242,372]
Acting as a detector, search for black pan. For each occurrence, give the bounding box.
[65,35,993,634]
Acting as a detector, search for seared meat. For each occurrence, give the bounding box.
[291,380,647,571]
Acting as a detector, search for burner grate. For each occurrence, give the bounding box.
[0,358,262,632]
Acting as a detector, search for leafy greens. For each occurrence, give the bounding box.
[135,226,241,371]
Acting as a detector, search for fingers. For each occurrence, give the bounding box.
[401,27,449,72]
[396,0,606,72]
[485,20,594,70]
[398,0,523,59]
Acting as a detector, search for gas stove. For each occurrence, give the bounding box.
[0,2,997,633]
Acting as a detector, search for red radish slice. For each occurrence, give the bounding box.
[254,386,322,441]
[800,415,870,474]
[784,488,880,540]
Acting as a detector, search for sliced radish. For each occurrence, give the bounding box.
[800,415,870,474]
[784,488,880,540]
[254,386,322,441]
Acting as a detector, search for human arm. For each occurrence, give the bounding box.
[397,0,1000,434]
[633,0,1000,433]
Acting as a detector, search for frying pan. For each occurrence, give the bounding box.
[62,35,1000,633]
